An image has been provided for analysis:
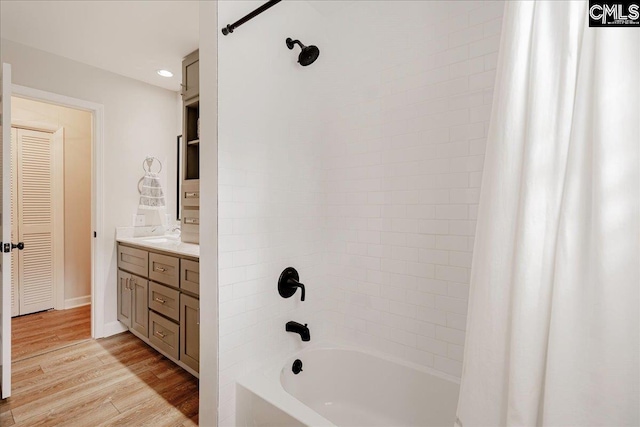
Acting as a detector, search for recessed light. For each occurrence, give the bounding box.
[157,69,174,78]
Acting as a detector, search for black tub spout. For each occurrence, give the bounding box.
[286,321,310,342]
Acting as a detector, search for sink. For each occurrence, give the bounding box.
[139,236,180,244]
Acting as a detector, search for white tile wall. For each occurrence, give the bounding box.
[322,1,504,378]
[218,1,504,424]
[217,2,330,425]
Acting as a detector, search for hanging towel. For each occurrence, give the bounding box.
[138,172,166,209]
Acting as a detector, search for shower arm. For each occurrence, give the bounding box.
[221,0,282,36]
[286,39,304,50]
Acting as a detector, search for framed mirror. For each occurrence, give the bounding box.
[177,135,183,220]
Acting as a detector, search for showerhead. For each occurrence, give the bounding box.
[286,38,320,66]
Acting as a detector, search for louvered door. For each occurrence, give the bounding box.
[14,128,55,315]
[10,128,18,316]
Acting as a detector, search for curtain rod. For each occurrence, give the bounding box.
[221,0,282,36]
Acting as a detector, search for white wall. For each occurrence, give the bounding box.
[1,39,179,336]
[321,1,504,378]
[216,1,328,424]
[11,97,92,306]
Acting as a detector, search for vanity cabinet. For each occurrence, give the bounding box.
[117,270,149,338]
[117,243,200,376]
[180,293,200,372]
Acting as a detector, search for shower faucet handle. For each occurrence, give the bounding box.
[278,267,306,302]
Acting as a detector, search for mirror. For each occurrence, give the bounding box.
[177,135,183,220]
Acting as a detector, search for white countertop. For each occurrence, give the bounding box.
[116,235,199,258]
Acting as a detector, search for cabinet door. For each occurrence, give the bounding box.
[180,259,199,296]
[117,270,132,328]
[130,274,148,337]
[182,51,199,100]
[180,293,199,372]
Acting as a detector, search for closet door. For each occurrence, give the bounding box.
[16,128,55,314]
[10,128,18,317]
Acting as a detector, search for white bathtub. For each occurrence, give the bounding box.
[236,343,460,426]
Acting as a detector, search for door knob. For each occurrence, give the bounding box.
[1,242,25,252]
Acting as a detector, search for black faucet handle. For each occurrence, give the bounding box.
[278,267,306,302]
[293,280,306,301]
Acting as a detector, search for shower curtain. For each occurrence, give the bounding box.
[455,1,639,426]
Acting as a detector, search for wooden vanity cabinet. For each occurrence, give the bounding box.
[117,270,149,338]
[180,293,200,372]
[117,243,200,376]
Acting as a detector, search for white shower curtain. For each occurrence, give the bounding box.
[456,1,639,426]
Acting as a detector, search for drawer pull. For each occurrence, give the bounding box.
[155,266,167,272]
[185,192,199,198]
[125,278,130,290]
[184,218,199,225]
[154,297,166,304]
[155,330,167,339]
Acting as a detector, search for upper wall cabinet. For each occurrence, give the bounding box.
[182,50,199,101]
[182,49,200,244]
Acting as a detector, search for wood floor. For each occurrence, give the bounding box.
[2,307,199,426]
[12,305,91,361]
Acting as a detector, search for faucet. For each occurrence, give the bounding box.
[286,321,310,342]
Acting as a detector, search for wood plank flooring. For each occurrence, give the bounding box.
[12,306,92,361]
[2,307,199,426]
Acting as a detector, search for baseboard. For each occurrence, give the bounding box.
[103,320,128,338]
[64,295,91,309]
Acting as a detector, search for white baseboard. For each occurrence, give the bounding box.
[103,320,127,338]
[64,295,91,309]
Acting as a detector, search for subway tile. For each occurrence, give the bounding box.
[447,313,468,331]
[448,343,465,362]
[416,335,448,356]
[435,296,469,314]
[436,325,467,345]
[390,301,418,318]
[469,34,501,58]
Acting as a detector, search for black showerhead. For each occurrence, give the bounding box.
[286,38,320,66]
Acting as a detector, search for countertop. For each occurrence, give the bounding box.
[116,235,199,258]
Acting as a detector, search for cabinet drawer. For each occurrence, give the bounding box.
[149,282,180,321]
[149,311,179,360]
[181,209,199,244]
[180,259,199,296]
[117,245,148,277]
[182,180,199,208]
[149,252,180,288]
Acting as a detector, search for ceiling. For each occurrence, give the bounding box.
[0,0,199,92]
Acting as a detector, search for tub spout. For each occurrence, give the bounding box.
[286,321,310,342]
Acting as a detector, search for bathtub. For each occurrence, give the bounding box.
[236,343,460,426]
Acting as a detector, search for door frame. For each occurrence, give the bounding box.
[12,84,104,339]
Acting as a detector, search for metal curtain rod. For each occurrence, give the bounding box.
[221,0,282,36]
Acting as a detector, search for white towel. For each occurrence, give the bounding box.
[138,172,165,209]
